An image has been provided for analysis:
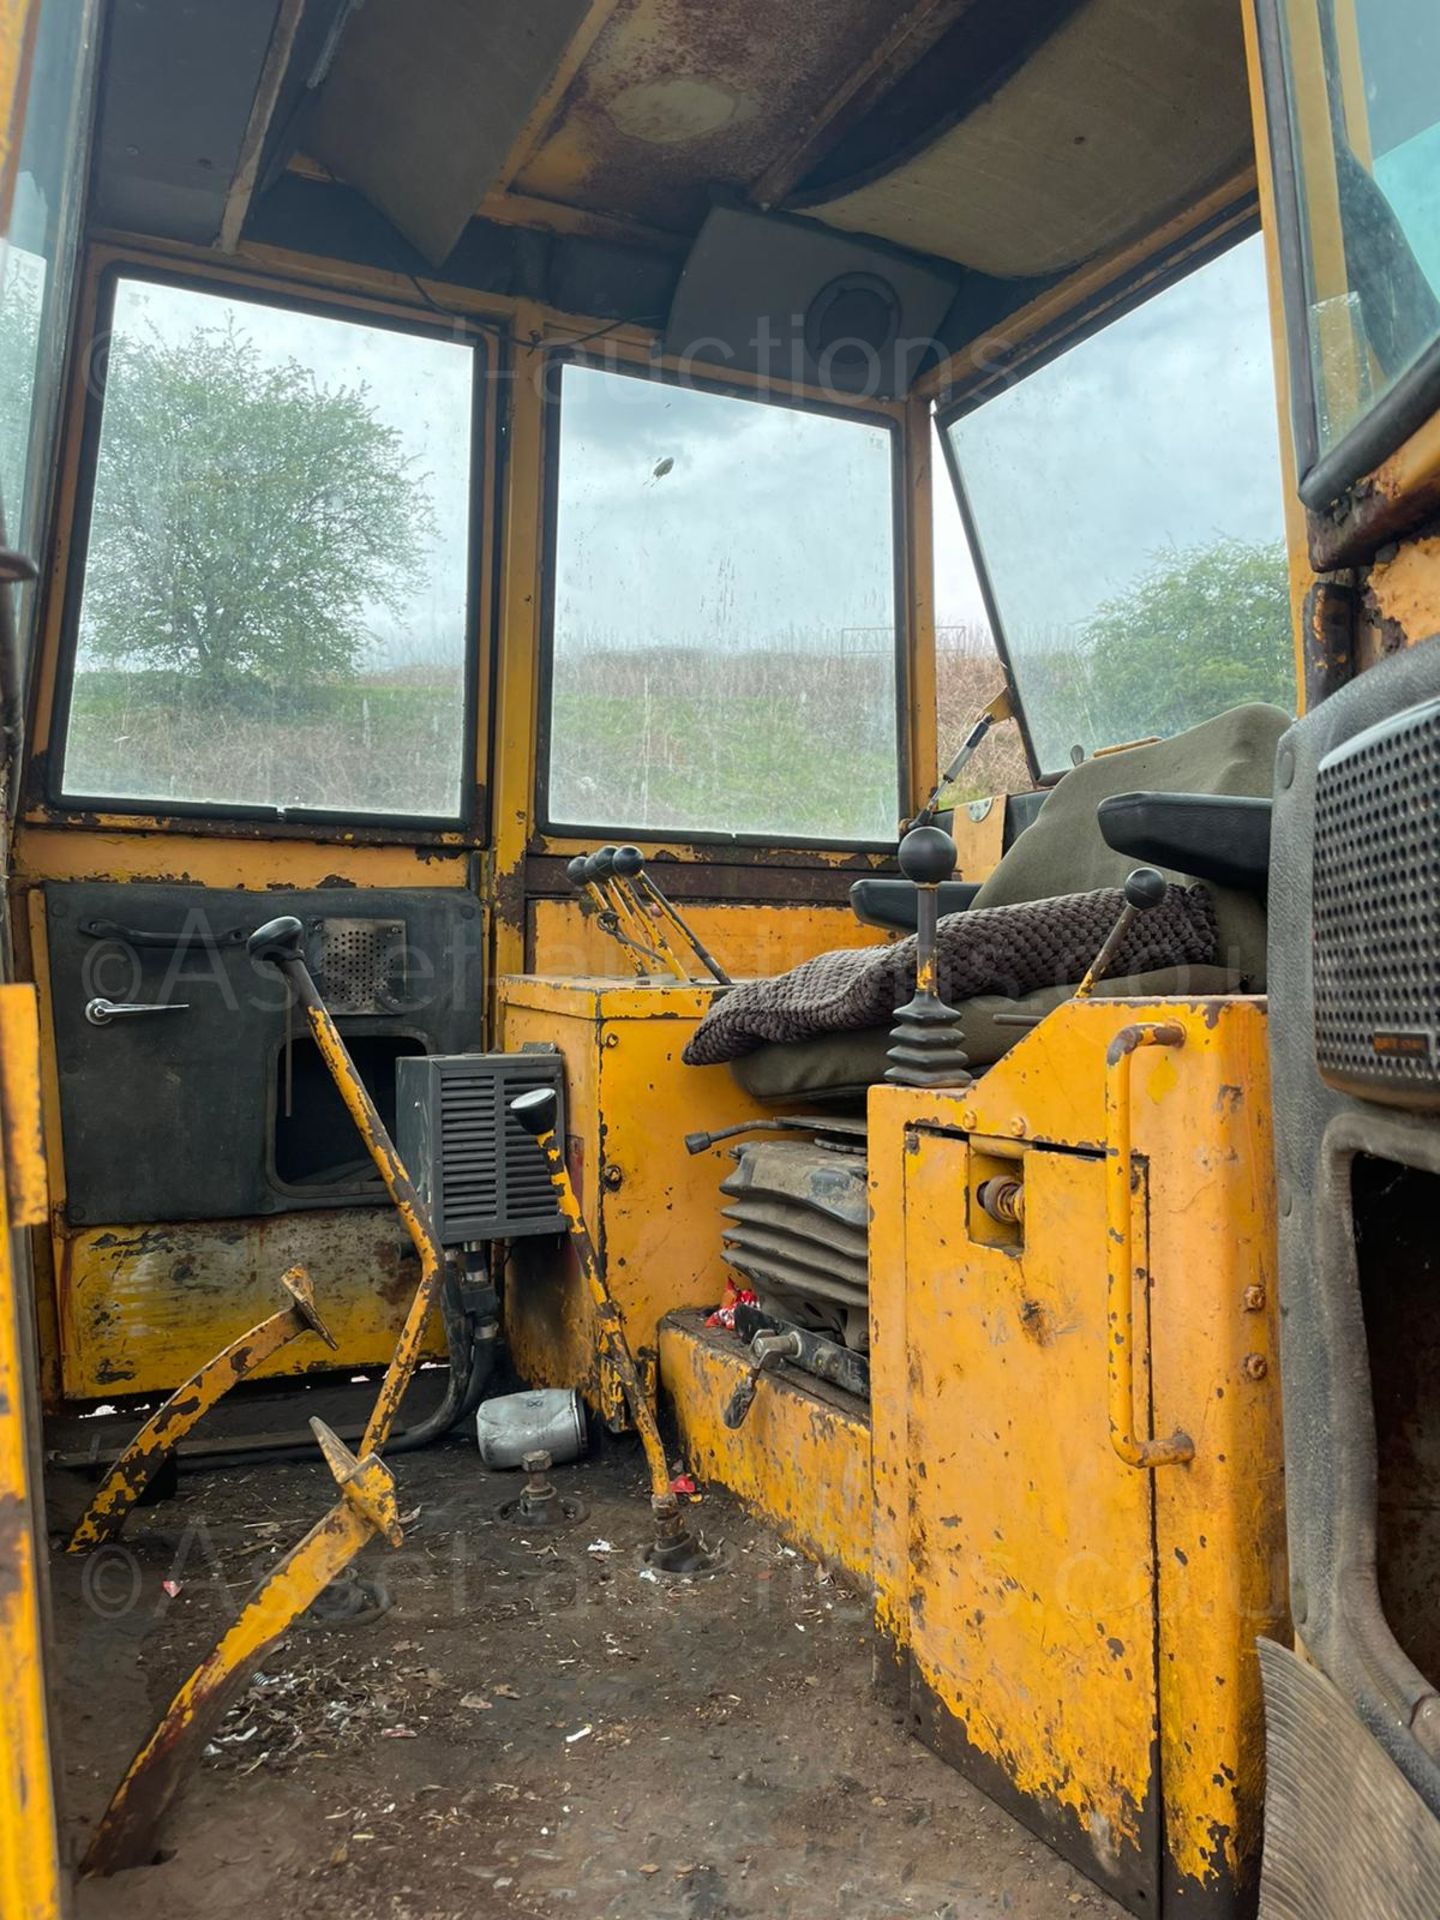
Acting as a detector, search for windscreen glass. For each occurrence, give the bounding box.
[943,236,1293,774]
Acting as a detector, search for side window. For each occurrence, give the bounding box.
[0,0,97,631]
[544,362,901,845]
[931,423,1030,801]
[59,276,479,822]
[942,234,1294,775]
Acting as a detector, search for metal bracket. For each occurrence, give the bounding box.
[66,1267,337,1553]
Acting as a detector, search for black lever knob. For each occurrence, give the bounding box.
[511,1087,559,1139]
[1124,867,1167,911]
[612,845,644,878]
[247,915,305,966]
[588,845,619,881]
[566,855,590,889]
[897,823,958,889]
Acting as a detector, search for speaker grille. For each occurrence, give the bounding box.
[1314,695,1440,1104]
[395,1053,565,1244]
[317,917,406,1014]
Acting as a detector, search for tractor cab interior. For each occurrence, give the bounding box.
[6,0,1439,1916]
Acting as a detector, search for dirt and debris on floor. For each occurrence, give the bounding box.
[51,1438,1125,1920]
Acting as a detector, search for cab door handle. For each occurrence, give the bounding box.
[84,998,190,1027]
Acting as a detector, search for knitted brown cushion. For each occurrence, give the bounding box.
[682,884,1218,1067]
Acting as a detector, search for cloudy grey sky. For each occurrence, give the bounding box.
[93,277,475,668]
[550,363,897,657]
[97,238,1291,760]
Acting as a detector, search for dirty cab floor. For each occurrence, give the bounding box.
[54,1441,1124,1920]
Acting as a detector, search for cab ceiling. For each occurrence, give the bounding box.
[88,0,1258,321]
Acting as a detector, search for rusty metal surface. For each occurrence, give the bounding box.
[80,1419,403,1874]
[66,1266,337,1552]
[513,0,905,232]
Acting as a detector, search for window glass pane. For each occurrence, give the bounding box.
[0,0,96,569]
[943,236,1293,775]
[1279,0,1440,452]
[931,424,1029,801]
[62,279,475,818]
[546,364,899,842]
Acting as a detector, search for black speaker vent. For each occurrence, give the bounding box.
[1313,695,1440,1106]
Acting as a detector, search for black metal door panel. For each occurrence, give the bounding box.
[46,882,482,1225]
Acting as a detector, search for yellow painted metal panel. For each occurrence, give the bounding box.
[0,984,64,1920]
[1144,1003,1289,1896]
[498,977,774,1419]
[527,897,888,980]
[56,1211,443,1399]
[660,1311,872,1587]
[869,997,1284,1911]
[898,1132,1160,1897]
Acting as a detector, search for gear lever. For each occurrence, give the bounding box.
[884,823,972,1088]
[512,1086,723,1575]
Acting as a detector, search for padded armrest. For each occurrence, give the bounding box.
[849,877,982,932]
[1097,791,1272,893]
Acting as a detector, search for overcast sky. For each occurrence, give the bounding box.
[96,278,475,666]
[99,239,1291,741]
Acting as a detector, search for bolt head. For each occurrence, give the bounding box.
[1008,1115,1027,1137]
[1242,1352,1269,1380]
[1243,1285,1266,1312]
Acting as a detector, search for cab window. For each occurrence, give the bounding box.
[58,274,479,822]
[941,235,1293,776]
[543,362,901,845]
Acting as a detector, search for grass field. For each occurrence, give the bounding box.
[62,629,1028,830]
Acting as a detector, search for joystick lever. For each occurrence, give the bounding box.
[884,824,972,1088]
[1074,867,1169,1001]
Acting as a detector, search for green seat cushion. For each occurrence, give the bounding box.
[970,701,1288,989]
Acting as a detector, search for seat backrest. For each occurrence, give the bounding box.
[969,702,1290,987]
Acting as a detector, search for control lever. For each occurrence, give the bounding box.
[612,846,732,986]
[246,914,447,1458]
[1074,867,1168,1000]
[566,853,650,979]
[586,846,680,975]
[884,824,972,1088]
[512,1086,723,1575]
[722,1329,802,1429]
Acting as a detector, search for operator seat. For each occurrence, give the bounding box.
[731,701,1288,1102]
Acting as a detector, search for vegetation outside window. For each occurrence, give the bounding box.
[942,235,1294,775]
[59,276,478,821]
[544,363,901,844]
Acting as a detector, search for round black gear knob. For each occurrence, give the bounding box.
[590,845,619,880]
[247,915,305,966]
[897,823,958,888]
[566,855,590,889]
[1123,867,1168,911]
[511,1086,559,1138]
[612,845,644,878]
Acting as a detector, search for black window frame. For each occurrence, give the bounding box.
[1253,0,1440,510]
[535,351,910,854]
[49,262,490,835]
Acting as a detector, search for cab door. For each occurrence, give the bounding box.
[18,261,496,1400]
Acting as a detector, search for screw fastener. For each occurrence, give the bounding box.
[1242,1352,1269,1381]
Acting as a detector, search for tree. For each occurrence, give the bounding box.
[1080,538,1294,746]
[81,321,433,693]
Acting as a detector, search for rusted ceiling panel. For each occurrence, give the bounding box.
[513,0,905,235]
[299,0,593,265]
[796,0,1254,278]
